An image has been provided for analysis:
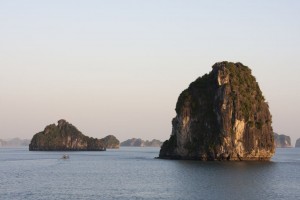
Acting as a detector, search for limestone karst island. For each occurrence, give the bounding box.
[159,62,275,161]
[29,119,120,151]
[274,133,291,148]
[121,138,163,147]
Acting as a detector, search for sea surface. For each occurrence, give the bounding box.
[0,147,300,200]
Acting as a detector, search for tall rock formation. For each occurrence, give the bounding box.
[159,62,275,161]
[296,138,300,148]
[29,119,120,151]
[274,133,291,148]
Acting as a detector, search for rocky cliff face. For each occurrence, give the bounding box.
[29,119,120,151]
[274,133,291,148]
[159,62,275,161]
[121,138,162,147]
[296,138,300,148]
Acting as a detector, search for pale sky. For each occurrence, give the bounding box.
[1,1,300,145]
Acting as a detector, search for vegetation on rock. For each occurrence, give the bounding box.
[160,62,275,161]
[102,135,120,149]
[29,119,120,151]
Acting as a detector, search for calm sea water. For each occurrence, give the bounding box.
[0,147,300,200]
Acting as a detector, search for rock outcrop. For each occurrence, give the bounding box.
[296,138,300,148]
[121,138,162,147]
[159,62,275,161]
[274,133,291,148]
[29,119,120,151]
[102,135,120,149]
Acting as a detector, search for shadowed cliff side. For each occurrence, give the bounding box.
[29,119,119,151]
[159,62,275,161]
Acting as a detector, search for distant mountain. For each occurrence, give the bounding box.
[121,138,163,147]
[274,133,292,148]
[0,138,30,147]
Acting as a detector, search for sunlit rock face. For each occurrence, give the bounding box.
[29,119,119,151]
[159,62,275,161]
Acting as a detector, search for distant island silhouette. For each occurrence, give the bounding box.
[0,138,30,147]
[274,133,292,148]
[121,138,162,147]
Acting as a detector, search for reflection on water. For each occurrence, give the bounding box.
[0,147,299,200]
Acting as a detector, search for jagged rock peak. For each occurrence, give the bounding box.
[160,61,275,161]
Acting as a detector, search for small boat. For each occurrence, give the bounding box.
[61,154,69,159]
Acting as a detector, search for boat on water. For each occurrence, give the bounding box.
[61,154,69,159]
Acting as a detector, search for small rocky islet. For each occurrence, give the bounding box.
[159,61,275,161]
[29,119,119,151]
[274,133,291,148]
[121,138,163,147]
